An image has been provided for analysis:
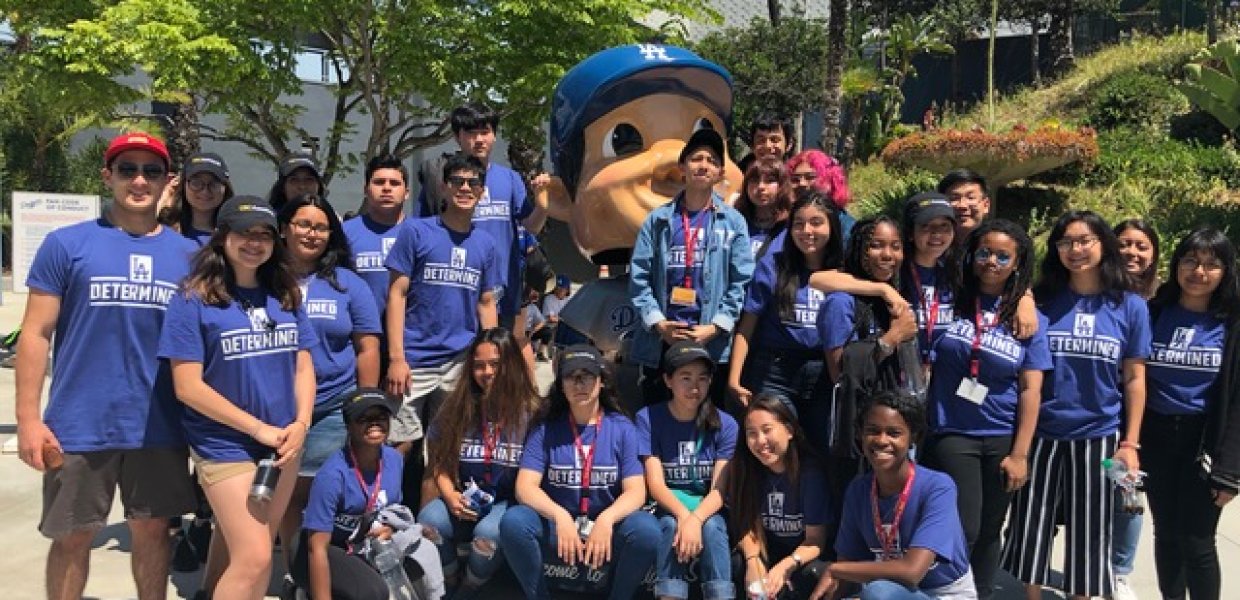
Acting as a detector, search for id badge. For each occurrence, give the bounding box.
[576,515,594,538]
[956,378,989,405]
[669,286,697,306]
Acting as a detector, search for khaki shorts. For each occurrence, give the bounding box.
[40,447,194,539]
[389,356,463,443]
[190,450,259,487]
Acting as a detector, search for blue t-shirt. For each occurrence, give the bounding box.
[1039,291,1152,439]
[518,411,644,520]
[27,219,196,451]
[1147,304,1225,416]
[928,296,1054,436]
[743,258,825,352]
[817,292,881,351]
[636,403,738,493]
[303,445,405,549]
[665,206,711,325]
[419,163,532,316]
[747,222,785,259]
[158,286,319,461]
[428,412,527,502]
[343,214,402,316]
[835,467,972,591]
[384,217,501,367]
[183,226,213,247]
[302,269,382,409]
[756,464,830,560]
[901,264,955,364]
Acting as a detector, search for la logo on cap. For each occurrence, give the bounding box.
[127,135,150,143]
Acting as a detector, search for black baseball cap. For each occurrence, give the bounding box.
[342,388,399,423]
[679,128,725,164]
[558,344,604,378]
[216,195,277,233]
[904,192,957,227]
[279,152,322,179]
[663,340,715,373]
[184,152,230,183]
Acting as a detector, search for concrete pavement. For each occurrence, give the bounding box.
[0,280,1236,599]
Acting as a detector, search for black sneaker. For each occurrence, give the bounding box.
[171,531,199,573]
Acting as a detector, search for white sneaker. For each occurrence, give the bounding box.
[1114,575,1139,600]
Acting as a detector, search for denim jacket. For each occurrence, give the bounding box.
[628,192,754,368]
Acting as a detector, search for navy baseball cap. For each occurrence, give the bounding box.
[663,340,714,373]
[279,151,321,179]
[904,192,957,227]
[217,195,277,233]
[550,44,733,192]
[342,388,399,423]
[556,274,572,289]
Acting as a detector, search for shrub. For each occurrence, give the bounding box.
[1084,71,1188,131]
[1085,127,1240,188]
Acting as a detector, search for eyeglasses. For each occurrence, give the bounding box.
[974,247,1014,267]
[565,373,598,387]
[1054,236,1099,251]
[446,175,484,189]
[1179,256,1225,272]
[289,220,332,234]
[236,230,275,243]
[114,162,167,180]
[186,178,224,193]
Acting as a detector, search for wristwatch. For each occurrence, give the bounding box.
[791,553,803,569]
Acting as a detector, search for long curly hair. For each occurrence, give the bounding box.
[277,194,354,293]
[427,328,543,486]
[953,219,1035,331]
[727,393,816,561]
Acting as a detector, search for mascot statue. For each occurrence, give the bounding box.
[540,43,742,351]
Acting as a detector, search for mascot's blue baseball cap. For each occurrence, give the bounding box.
[550,44,733,193]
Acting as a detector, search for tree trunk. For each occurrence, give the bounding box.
[1029,17,1041,87]
[166,98,201,171]
[1047,0,1076,77]
[1207,0,1219,44]
[819,0,848,156]
[767,0,781,26]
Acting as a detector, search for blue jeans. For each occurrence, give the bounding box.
[417,498,509,589]
[743,351,828,454]
[299,404,347,477]
[499,504,659,600]
[1111,487,1143,576]
[655,513,733,600]
[859,579,934,600]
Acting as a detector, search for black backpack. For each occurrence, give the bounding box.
[825,299,925,458]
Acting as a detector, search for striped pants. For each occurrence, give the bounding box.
[1000,434,1117,597]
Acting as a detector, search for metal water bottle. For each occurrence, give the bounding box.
[249,452,280,503]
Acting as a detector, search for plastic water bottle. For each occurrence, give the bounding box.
[747,579,768,600]
[368,538,414,600]
[1102,458,1146,515]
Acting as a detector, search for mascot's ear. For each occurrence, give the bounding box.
[539,176,574,222]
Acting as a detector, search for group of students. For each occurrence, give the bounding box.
[12,108,1240,600]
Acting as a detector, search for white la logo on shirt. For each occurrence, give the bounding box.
[248,307,271,332]
[768,492,785,517]
[1073,313,1096,337]
[807,288,825,311]
[451,247,468,269]
[382,236,397,258]
[1170,327,1196,351]
[677,441,696,465]
[129,255,153,283]
[574,444,593,469]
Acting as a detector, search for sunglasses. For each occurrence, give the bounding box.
[446,175,484,189]
[186,178,224,192]
[114,162,167,180]
[974,247,1014,268]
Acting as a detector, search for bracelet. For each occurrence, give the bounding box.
[1119,441,1141,450]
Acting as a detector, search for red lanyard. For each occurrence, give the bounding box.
[348,445,384,514]
[568,408,603,517]
[871,462,916,561]
[970,298,998,379]
[680,204,708,289]
[479,403,502,486]
[909,266,940,366]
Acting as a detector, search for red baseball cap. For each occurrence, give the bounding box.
[104,132,171,168]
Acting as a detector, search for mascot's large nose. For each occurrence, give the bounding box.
[648,139,686,195]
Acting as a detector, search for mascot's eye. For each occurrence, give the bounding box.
[603,123,643,158]
[693,117,716,132]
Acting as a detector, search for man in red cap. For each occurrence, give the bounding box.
[15,132,199,599]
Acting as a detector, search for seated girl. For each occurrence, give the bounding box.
[727,393,829,599]
[810,391,976,600]
[499,345,660,599]
[638,341,739,600]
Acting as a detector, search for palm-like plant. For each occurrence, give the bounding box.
[1178,39,1240,131]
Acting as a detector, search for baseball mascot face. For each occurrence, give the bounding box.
[544,44,743,265]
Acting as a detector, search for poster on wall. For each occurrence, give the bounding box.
[11,192,101,295]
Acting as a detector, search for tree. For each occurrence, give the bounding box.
[695,16,831,151]
[820,0,849,155]
[2,0,713,184]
